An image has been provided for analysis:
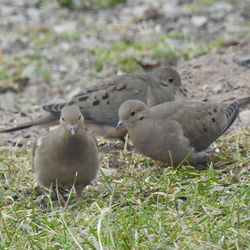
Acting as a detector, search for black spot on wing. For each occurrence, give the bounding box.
[87,89,95,94]
[74,91,85,97]
[102,92,109,100]
[68,101,75,105]
[78,96,88,101]
[93,100,100,106]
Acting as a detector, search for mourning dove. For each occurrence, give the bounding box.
[33,105,99,199]
[116,97,250,165]
[0,67,185,141]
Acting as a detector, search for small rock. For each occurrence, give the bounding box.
[1,6,14,16]
[212,82,223,93]
[143,7,160,20]
[210,77,231,93]
[241,1,250,20]
[234,81,246,89]
[60,42,71,51]
[3,36,29,54]
[24,85,39,98]
[239,110,250,126]
[209,10,226,22]
[0,92,16,108]
[21,65,36,78]
[234,55,250,68]
[191,16,207,28]
[212,2,232,12]
[53,21,77,34]
[26,8,40,23]
[162,3,188,20]
[58,64,68,73]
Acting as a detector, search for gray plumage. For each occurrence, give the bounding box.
[1,67,185,140]
[33,105,99,199]
[116,97,250,165]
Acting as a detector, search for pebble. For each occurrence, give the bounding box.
[2,36,29,54]
[234,55,250,68]
[53,21,77,34]
[0,92,16,108]
[191,16,207,27]
[239,110,250,126]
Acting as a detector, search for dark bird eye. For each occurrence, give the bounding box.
[130,110,136,116]
[62,117,65,121]
[79,115,81,120]
[168,77,174,84]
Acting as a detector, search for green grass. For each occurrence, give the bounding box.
[60,30,82,42]
[88,35,230,71]
[0,70,10,81]
[0,128,249,248]
[182,38,226,60]
[88,39,177,72]
[39,69,52,82]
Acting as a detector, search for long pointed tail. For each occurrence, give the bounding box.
[0,114,59,133]
[236,96,250,108]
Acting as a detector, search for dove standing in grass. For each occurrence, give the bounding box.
[33,105,99,199]
[116,97,250,165]
[0,67,185,142]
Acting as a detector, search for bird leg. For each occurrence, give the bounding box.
[119,136,133,151]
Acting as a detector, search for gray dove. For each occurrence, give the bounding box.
[33,105,99,199]
[1,67,185,142]
[116,97,250,165]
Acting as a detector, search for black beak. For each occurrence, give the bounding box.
[179,86,187,97]
[115,120,127,131]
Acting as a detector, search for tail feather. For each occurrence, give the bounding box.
[236,96,250,108]
[42,102,66,113]
[0,114,59,133]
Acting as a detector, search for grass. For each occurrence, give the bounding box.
[88,36,229,71]
[88,39,177,72]
[60,30,83,42]
[0,128,249,248]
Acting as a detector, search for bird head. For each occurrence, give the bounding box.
[154,67,187,97]
[116,99,148,130]
[60,105,84,136]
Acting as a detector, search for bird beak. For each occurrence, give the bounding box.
[179,86,187,97]
[68,125,76,135]
[116,120,127,131]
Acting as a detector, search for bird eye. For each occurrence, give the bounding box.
[78,115,81,120]
[168,77,174,84]
[62,117,65,121]
[130,110,136,116]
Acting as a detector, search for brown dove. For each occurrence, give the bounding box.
[33,105,99,199]
[0,67,185,141]
[116,97,250,165]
